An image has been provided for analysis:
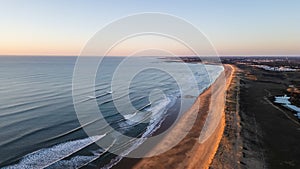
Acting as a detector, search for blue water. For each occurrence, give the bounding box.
[0,56,223,169]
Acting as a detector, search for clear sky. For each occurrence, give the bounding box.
[0,0,299,56]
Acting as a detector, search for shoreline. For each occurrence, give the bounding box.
[113,64,234,169]
[210,65,243,169]
[212,61,300,168]
[185,64,234,169]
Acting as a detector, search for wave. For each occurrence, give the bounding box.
[47,155,97,169]
[74,139,116,169]
[123,111,137,120]
[106,90,113,94]
[85,92,110,100]
[47,139,116,169]
[3,134,107,169]
[103,96,176,169]
[123,102,152,121]
[46,118,104,141]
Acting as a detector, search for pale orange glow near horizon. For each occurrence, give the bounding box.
[1,1,299,56]
[1,32,299,56]
[2,44,299,56]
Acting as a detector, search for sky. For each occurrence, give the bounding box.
[0,0,299,56]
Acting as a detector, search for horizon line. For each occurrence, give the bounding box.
[1,54,300,57]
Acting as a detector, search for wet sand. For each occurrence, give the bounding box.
[113,65,234,169]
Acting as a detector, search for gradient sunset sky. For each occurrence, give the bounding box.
[0,0,299,56]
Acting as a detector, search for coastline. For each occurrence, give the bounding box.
[113,64,234,169]
[210,65,243,169]
[185,64,234,169]
[211,61,300,168]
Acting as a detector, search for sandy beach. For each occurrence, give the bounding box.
[2,1,300,168]
[114,64,234,169]
[211,60,300,169]
[210,65,244,169]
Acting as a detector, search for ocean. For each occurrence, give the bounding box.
[0,56,223,169]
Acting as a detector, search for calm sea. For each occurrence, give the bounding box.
[0,56,223,168]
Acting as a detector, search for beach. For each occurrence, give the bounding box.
[0,57,225,168]
[211,60,300,169]
[210,65,244,169]
[1,1,300,168]
[114,64,234,169]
